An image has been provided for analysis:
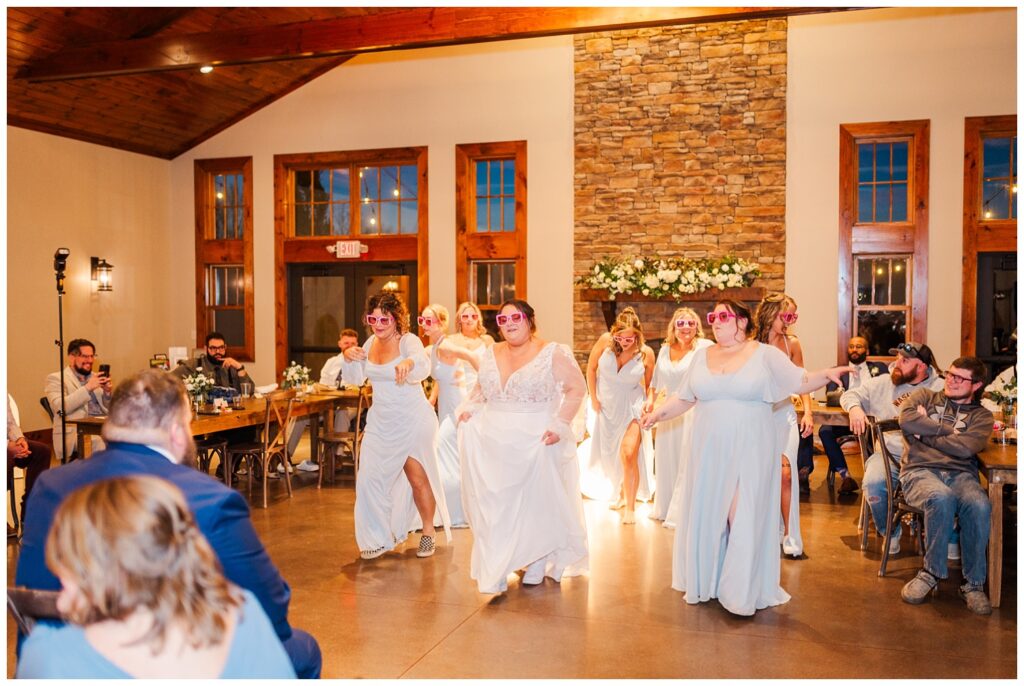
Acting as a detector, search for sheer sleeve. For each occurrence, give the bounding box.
[454,379,486,421]
[341,337,370,387]
[399,333,432,384]
[549,344,587,442]
[761,343,806,403]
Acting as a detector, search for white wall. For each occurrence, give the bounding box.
[169,37,575,385]
[6,128,178,430]
[787,7,1017,371]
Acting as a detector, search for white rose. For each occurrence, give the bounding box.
[685,270,696,281]
[642,288,650,295]
[663,270,679,283]
[634,259,644,269]
[721,263,731,273]
[617,278,630,291]
[644,274,661,289]
[625,266,634,275]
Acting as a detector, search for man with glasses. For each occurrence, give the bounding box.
[897,357,993,614]
[174,332,251,392]
[44,338,112,462]
[840,341,944,555]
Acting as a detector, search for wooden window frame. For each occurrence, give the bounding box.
[455,141,527,313]
[273,147,429,376]
[838,121,929,363]
[194,157,254,362]
[962,115,1017,355]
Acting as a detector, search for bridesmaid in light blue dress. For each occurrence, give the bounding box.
[642,299,849,616]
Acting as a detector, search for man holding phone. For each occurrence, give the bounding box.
[44,338,112,461]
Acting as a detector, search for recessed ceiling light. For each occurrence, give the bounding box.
[200,65,214,74]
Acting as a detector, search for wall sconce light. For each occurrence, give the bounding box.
[382,280,400,292]
[91,257,114,292]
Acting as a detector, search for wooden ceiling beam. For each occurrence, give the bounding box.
[19,6,852,82]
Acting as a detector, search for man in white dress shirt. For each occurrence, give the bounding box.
[286,329,361,471]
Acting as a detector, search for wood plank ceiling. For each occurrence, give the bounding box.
[8,7,853,160]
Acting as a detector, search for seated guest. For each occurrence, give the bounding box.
[174,332,252,391]
[897,357,994,615]
[15,369,321,678]
[44,338,111,462]
[286,328,362,472]
[840,341,944,553]
[812,336,889,494]
[7,395,51,531]
[16,475,295,678]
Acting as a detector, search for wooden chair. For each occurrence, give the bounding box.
[195,436,229,476]
[317,384,370,488]
[873,418,925,576]
[7,586,60,636]
[855,419,876,551]
[224,389,296,508]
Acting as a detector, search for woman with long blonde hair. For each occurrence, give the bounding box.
[578,307,656,524]
[16,475,294,678]
[644,307,713,523]
[753,292,812,558]
[447,302,496,389]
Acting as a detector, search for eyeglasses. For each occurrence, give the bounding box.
[945,370,974,385]
[460,312,479,321]
[675,319,697,328]
[73,353,96,359]
[206,345,227,353]
[417,316,437,327]
[706,311,738,325]
[613,335,637,346]
[365,314,394,326]
[779,312,799,325]
[495,312,526,326]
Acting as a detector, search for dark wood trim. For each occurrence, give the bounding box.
[9,115,175,160]
[273,147,429,377]
[194,157,254,362]
[455,140,528,303]
[20,7,854,81]
[838,120,929,364]
[962,114,1017,356]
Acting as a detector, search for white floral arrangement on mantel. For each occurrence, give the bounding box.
[578,255,761,300]
[282,361,312,390]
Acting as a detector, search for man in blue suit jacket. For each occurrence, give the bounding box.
[15,369,322,678]
[814,336,889,494]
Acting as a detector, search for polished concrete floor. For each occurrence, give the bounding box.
[7,449,1017,679]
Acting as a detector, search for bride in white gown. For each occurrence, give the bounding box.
[458,299,589,594]
[342,293,451,560]
[641,300,849,616]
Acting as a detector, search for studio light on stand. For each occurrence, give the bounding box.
[53,248,70,463]
[91,257,114,292]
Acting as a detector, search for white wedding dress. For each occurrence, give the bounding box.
[342,333,451,555]
[429,341,469,528]
[459,342,589,593]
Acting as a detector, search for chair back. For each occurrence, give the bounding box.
[261,389,296,456]
[39,396,54,422]
[871,418,902,471]
[7,586,60,635]
[353,383,371,467]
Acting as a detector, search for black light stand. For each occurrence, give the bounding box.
[53,248,70,463]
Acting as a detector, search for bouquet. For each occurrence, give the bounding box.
[283,361,312,389]
[183,370,214,402]
[578,254,760,300]
[987,372,1017,406]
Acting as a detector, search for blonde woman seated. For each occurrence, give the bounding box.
[16,475,295,678]
[643,308,713,524]
[578,307,656,524]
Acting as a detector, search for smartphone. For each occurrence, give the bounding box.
[98,364,111,378]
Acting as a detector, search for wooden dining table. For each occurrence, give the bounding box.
[977,440,1017,608]
[69,388,365,461]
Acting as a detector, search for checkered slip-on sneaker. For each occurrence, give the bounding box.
[416,535,435,558]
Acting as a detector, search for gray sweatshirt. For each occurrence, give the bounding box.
[898,387,994,476]
[840,367,944,457]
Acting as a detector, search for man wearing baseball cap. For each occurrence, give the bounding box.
[840,341,944,554]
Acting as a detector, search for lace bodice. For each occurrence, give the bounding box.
[478,342,561,403]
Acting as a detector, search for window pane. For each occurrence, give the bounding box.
[214,175,226,209]
[892,142,908,181]
[876,144,891,182]
[983,179,1010,220]
[502,159,515,195]
[489,198,501,232]
[381,166,400,200]
[476,198,488,232]
[235,174,245,204]
[857,185,873,223]
[872,259,890,306]
[215,205,225,239]
[294,170,311,203]
[380,201,399,235]
[360,167,379,202]
[875,183,891,222]
[332,203,350,236]
[476,161,488,197]
[231,267,245,305]
[856,310,907,356]
[474,262,488,303]
[500,263,516,301]
[984,137,1012,178]
[212,309,245,347]
[857,144,873,183]
[489,160,501,195]
[399,201,417,234]
[313,204,330,236]
[225,174,236,209]
[361,203,379,235]
[332,169,350,201]
[856,259,873,305]
[294,204,311,236]
[891,183,908,222]
[213,267,225,306]
[399,164,418,199]
[314,170,330,202]
[503,197,515,231]
[890,258,908,305]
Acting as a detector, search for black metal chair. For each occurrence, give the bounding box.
[224,389,296,508]
[38,397,54,421]
[7,586,60,636]
[195,436,229,476]
[873,418,926,576]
